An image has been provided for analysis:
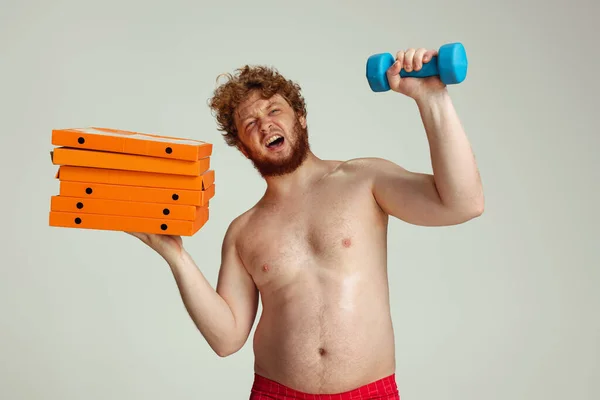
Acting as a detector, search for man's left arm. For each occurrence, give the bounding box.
[366,47,484,226]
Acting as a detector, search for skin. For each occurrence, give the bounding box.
[129,47,484,394]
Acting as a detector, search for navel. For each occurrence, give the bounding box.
[342,238,352,248]
[318,347,326,356]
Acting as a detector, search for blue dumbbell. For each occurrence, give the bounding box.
[366,42,468,92]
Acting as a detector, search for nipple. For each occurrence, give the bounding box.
[342,238,352,248]
[262,264,270,272]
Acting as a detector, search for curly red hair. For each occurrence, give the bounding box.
[208,65,307,147]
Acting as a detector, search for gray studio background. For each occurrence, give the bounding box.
[1,0,598,399]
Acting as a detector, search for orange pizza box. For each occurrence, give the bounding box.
[57,180,215,207]
[51,127,212,161]
[48,126,215,235]
[49,205,209,236]
[55,165,215,191]
[50,195,204,221]
[50,147,210,176]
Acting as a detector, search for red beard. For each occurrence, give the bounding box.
[240,118,310,177]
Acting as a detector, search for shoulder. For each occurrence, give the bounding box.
[217,210,254,269]
[227,206,257,231]
[333,157,409,181]
[221,207,256,247]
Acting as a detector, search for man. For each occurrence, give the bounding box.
[129,47,484,399]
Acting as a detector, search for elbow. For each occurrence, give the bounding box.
[214,346,236,358]
[462,196,485,220]
[213,343,238,358]
[474,192,485,216]
[213,338,244,358]
[476,202,485,217]
[470,198,485,218]
[460,181,485,218]
[215,348,235,358]
[448,196,484,223]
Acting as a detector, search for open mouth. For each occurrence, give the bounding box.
[265,135,285,149]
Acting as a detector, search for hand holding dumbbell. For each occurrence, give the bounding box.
[366,42,468,93]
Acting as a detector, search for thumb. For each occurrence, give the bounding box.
[126,231,142,240]
[386,59,403,90]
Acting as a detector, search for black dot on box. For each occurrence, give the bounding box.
[86,188,93,194]
[75,217,82,224]
[160,224,168,231]
[172,194,179,200]
[76,202,83,209]
[165,147,172,154]
[163,208,170,215]
[78,137,85,144]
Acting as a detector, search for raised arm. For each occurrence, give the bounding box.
[361,157,481,226]
[365,91,483,226]
[363,47,484,226]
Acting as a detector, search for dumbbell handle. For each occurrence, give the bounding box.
[398,56,440,79]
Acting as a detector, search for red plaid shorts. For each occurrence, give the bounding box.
[249,373,400,399]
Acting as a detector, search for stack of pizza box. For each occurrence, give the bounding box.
[49,127,215,236]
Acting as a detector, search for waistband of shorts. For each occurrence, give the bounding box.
[250,372,399,399]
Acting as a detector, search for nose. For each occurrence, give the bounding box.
[259,119,272,133]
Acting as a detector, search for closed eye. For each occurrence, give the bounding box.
[245,109,279,131]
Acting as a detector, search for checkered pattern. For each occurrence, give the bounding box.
[249,373,400,399]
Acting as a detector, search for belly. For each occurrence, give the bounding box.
[252,266,396,394]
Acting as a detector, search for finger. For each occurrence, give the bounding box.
[403,48,416,72]
[423,49,437,64]
[386,51,405,88]
[394,50,405,72]
[413,48,427,71]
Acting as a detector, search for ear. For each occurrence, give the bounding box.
[298,114,307,129]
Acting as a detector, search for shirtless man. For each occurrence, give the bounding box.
[129,47,484,399]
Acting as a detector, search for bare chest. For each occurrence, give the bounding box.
[238,185,386,289]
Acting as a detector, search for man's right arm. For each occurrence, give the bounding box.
[168,218,258,357]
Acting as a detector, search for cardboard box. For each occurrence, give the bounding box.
[51,127,212,161]
[49,127,215,236]
[56,181,214,206]
[49,207,209,236]
[55,165,214,191]
[50,147,210,176]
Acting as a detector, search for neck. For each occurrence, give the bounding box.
[262,151,325,199]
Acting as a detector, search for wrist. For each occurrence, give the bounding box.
[166,247,191,271]
[413,86,450,107]
[415,89,453,117]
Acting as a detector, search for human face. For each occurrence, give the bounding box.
[235,92,310,177]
